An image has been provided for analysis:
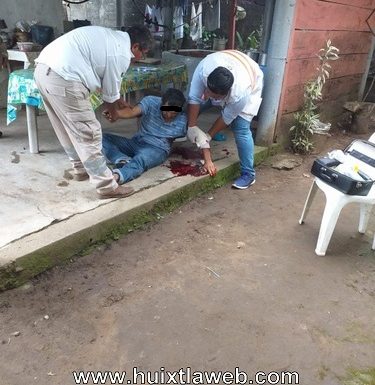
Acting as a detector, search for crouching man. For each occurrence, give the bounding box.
[188,50,263,189]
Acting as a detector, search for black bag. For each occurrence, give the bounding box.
[311,139,375,196]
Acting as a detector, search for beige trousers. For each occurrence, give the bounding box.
[34,63,117,194]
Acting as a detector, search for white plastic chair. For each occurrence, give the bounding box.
[299,178,375,255]
[299,136,375,256]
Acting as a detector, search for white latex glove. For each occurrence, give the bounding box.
[187,126,211,149]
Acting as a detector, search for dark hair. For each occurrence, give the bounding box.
[126,25,153,51]
[207,66,234,95]
[161,88,186,107]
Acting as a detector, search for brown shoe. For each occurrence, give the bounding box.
[113,171,120,183]
[97,185,135,199]
[73,172,89,181]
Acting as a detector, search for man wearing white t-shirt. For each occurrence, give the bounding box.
[34,25,153,199]
[188,50,263,189]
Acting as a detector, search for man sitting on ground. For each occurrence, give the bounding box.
[102,88,189,184]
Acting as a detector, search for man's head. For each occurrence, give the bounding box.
[126,25,153,60]
[205,66,234,100]
[160,88,186,123]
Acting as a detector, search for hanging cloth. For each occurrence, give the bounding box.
[181,0,189,15]
[173,6,184,40]
[190,2,202,41]
[144,4,153,29]
[205,0,220,31]
[153,6,164,32]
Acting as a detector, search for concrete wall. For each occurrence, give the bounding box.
[0,0,64,108]
[66,0,145,29]
[66,0,119,29]
[0,0,64,38]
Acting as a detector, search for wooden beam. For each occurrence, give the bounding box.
[281,74,362,113]
[228,0,237,49]
[289,30,373,59]
[285,54,368,87]
[295,0,373,31]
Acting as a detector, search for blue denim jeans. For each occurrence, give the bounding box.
[102,133,168,184]
[231,115,255,178]
[199,100,255,178]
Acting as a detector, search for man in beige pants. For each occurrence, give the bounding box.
[34,25,153,199]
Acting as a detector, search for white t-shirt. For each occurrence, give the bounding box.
[36,26,133,103]
[188,50,263,124]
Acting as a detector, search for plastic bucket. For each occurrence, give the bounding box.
[31,25,54,47]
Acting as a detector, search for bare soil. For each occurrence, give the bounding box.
[0,131,374,385]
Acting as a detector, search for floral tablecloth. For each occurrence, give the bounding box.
[7,62,188,125]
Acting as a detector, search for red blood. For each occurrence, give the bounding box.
[167,160,208,177]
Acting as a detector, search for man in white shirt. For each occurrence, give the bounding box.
[188,50,263,189]
[34,25,153,199]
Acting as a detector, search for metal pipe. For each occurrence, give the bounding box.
[255,0,297,146]
[358,35,375,101]
[228,0,237,49]
[260,0,275,54]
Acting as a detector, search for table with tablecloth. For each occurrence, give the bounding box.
[6,62,188,153]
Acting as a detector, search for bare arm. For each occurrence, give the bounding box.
[103,104,142,122]
[208,116,228,138]
[202,148,217,176]
[187,104,225,177]
[200,116,227,177]
[116,105,142,119]
[187,103,200,127]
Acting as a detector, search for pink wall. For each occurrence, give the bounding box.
[276,0,375,142]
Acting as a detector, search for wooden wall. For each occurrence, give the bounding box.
[276,0,375,143]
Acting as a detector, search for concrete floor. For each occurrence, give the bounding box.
[0,105,259,272]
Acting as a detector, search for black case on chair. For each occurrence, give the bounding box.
[311,140,375,196]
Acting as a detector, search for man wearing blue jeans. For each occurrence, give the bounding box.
[102,88,187,184]
[187,50,263,189]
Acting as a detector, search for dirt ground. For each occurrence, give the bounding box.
[0,131,375,385]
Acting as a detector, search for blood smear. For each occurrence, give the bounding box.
[167,160,208,177]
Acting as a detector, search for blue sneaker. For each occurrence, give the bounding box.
[213,133,227,141]
[232,173,255,189]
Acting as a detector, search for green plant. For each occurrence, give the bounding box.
[202,27,216,47]
[290,40,339,154]
[212,28,227,40]
[183,22,190,37]
[236,30,261,51]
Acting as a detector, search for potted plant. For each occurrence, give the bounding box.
[201,27,216,50]
[290,40,339,154]
[236,29,261,61]
[181,23,195,49]
[211,28,227,51]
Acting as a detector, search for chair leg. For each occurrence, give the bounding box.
[299,180,318,225]
[358,203,373,234]
[315,196,346,256]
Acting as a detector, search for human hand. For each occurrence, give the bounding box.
[103,108,119,123]
[102,102,120,123]
[117,98,133,109]
[203,160,217,177]
[102,109,116,122]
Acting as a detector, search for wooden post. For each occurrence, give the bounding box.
[228,0,237,49]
